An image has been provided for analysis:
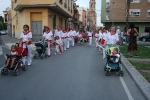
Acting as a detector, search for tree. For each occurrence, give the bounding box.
[126,0,130,31]
[0,16,7,30]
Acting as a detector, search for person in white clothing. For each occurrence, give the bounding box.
[42,26,54,57]
[19,24,32,66]
[55,36,63,54]
[105,25,119,52]
[61,29,67,50]
[66,28,71,49]
[87,29,93,46]
[95,30,99,47]
[70,28,76,46]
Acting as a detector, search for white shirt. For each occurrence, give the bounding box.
[11,51,17,55]
[106,32,119,44]
[75,32,79,37]
[98,32,103,40]
[56,39,63,45]
[43,31,53,40]
[116,29,121,35]
[54,30,62,37]
[70,30,76,37]
[102,32,107,41]
[20,31,32,42]
[87,31,92,37]
[62,32,67,37]
[95,33,99,38]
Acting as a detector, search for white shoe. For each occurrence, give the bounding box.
[28,63,31,66]
[64,49,66,51]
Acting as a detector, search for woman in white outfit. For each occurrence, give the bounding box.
[95,30,99,47]
[19,25,32,66]
[87,29,93,46]
[104,26,119,58]
[61,29,67,51]
[66,28,71,49]
[42,26,53,57]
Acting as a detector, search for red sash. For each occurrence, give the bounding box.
[56,43,62,53]
[101,38,105,45]
[48,40,52,51]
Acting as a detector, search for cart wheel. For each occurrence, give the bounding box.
[45,54,48,58]
[118,71,121,76]
[1,69,5,75]
[13,70,19,76]
[104,66,106,71]
[33,55,37,59]
[105,69,110,76]
[4,68,8,75]
[22,64,27,71]
[120,71,124,76]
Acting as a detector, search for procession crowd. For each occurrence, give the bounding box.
[5,23,138,68]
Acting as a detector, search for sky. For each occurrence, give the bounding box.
[0,0,102,25]
[0,0,11,16]
[76,0,102,26]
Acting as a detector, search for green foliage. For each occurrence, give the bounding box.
[0,16,7,30]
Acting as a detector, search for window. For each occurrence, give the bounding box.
[68,0,70,11]
[129,9,140,17]
[147,10,150,17]
[106,2,110,8]
[148,0,150,2]
[145,27,150,32]
[106,11,110,20]
[59,0,62,4]
[59,18,63,27]
[64,0,67,8]
[130,0,141,3]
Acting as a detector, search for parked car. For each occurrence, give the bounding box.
[0,30,7,35]
[139,34,150,42]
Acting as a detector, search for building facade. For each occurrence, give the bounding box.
[101,0,150,35]
[77,7,87,31]
[87,0,97,30]
[3,7,12,36]
[11,0,74,41]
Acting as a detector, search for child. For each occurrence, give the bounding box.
[55,36,63,55]
[110,48,120,63]
[6,45,18,68]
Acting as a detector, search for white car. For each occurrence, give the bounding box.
[0,30,7,35]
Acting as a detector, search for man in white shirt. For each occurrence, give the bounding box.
[116,26,122,45]
[70,28,76,46]
[87,29,93,46]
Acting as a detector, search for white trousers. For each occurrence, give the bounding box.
[22,44,32,65]
[67,37,74,48]
[47,41,52,55]
[95,38,98,47]
[62,39,67,50]
[88,37,92,45]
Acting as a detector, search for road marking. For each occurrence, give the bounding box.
[119,77,134,100]
[0,45,3,55]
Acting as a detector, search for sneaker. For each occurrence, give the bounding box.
[28,64,31,66]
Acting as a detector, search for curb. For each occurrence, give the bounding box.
[121,54,150,100]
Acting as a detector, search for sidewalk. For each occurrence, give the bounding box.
[121,54,150,100]
[1,35,36,50]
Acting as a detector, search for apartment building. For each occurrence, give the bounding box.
[11,0,74,40]
[77,7,87,30]
[101,0,150,35]
[3,7,12,36]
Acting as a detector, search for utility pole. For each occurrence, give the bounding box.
[126,0,130,31]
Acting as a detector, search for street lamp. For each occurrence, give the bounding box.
[112,2,114,25]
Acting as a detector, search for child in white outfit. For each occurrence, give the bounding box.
[110,48,120,63]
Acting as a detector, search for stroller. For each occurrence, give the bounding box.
[104,45,124,76]
[1,43,28,76]
[33,40,48,59]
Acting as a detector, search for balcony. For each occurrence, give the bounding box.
[13,0,72,18]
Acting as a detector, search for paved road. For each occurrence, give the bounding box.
[0,42,146,100]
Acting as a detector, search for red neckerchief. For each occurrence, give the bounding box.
[46,30,50,34]
[11,50,16,53]
[111,32,116,36]
[23,30,30,35]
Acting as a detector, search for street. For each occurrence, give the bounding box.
[0,42,146,100]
